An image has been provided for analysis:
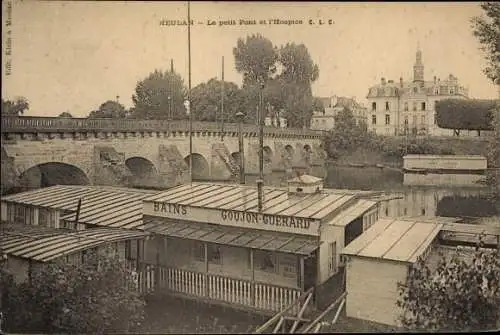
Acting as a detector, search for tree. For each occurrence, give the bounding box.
[471,2,500,85]
[89,100,127,119]
[233,34,277,87]
[131,69,187,120]
[58,112,73,118]
[277,43,319,128]
[190,78,243,122]
[1,97,29,116]
[0,247,145,334]
[435,99,496,135]
[324,108,371,157]
[396,241,500,332]
[312,97,326,115]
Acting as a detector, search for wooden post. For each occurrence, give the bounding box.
[250,248,255,307]
[155,236,160,290]
[204,242,209,297]
[300,256,305,292]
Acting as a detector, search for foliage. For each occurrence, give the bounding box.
[324,109,373,157]
[396,242,500,332]
[232,35,319,128]
[1,97,29,116]
[471,2,500,85]
[233,34,277,86]
[486,102,500,204]
[131,69,187,120]
[0,247,145,334]
[435,99,496,131]
[58,112,73,118]
[312,97,326,114]
[190,78,243,122]
[277,43,319,128]
[88,100,127,119]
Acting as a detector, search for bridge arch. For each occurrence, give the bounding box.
[17,162,90,192]
[263,146,273,163]
[184,153,210,181]
[125,157,158,179]
[284,144,295,158]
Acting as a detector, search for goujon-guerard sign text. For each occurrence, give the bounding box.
[146,201,319,236]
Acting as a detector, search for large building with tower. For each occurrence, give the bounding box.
[366,48,470,137]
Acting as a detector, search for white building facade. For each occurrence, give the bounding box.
[311,96,368,131]
[366,48,470,137]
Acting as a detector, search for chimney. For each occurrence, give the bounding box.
[400,77,403,88]
[381,77,386,86]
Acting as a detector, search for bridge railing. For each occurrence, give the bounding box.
[1,116,325,138]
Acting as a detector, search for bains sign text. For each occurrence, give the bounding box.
[221,209,312,230]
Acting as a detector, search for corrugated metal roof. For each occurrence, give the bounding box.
[144,183,361,220]
[342,218,442,263]
[0,223,148,262]
[328,199,377,227]
[144,216,319,255]
[1,185,160,230]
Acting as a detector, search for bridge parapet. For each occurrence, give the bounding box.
[1,116,325,139]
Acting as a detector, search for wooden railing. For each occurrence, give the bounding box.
[138,265,302,313]
[1,116,325,138]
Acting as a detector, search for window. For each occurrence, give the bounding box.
[404,208,408,216]
[7,204,15,222]
[413,87,418,93]
[449,87,455,95]
[371,102,376,111]
[385,114,390,125]
[328,242,337,274]
[421,102,426,111]
[404,117,409,126]
[434,88,439,95]
[434,112,438,124]
[434,100,438,110]
[38,209,49,227]
[413,116,417,125]
[385,101,390,111]
[208,244,222,264]
[412,102,417,111]
[193,241,205,262]
[371,115,376,125]
[280,254,297,278]
[404,102,408,111]
[421,115,426,125]
[254,250,276,272]
[421,208,426,216]
[14,205,25,224]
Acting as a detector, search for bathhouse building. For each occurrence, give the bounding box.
[139,176,384,314]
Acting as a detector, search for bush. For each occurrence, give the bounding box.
[397,242,500,331]
[0,247,145,334]
[436,99,496,131]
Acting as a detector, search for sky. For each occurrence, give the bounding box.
[1,1,498,118]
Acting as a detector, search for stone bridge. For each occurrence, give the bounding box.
[1,117,327,193]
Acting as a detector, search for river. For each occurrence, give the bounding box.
[244,166,499,225]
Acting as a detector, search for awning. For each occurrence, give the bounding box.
[144,216,319,256]
[0,223,149,262]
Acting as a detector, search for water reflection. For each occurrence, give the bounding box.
[324,166,498,222]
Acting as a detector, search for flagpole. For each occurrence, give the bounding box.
[188,1,193,185]
[221,56,225,140]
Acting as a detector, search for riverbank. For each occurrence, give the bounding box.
[327,136,491,169]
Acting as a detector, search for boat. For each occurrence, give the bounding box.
[348,163,366,168]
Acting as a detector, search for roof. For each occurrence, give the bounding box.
[1,185,160,230]
[288,174,323,185]
[144,216,319,255]
[403,154,486,160]
[342,218,443,263]
[328,199,377,227]
[144,182,361,221]
[0,223,148,262]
